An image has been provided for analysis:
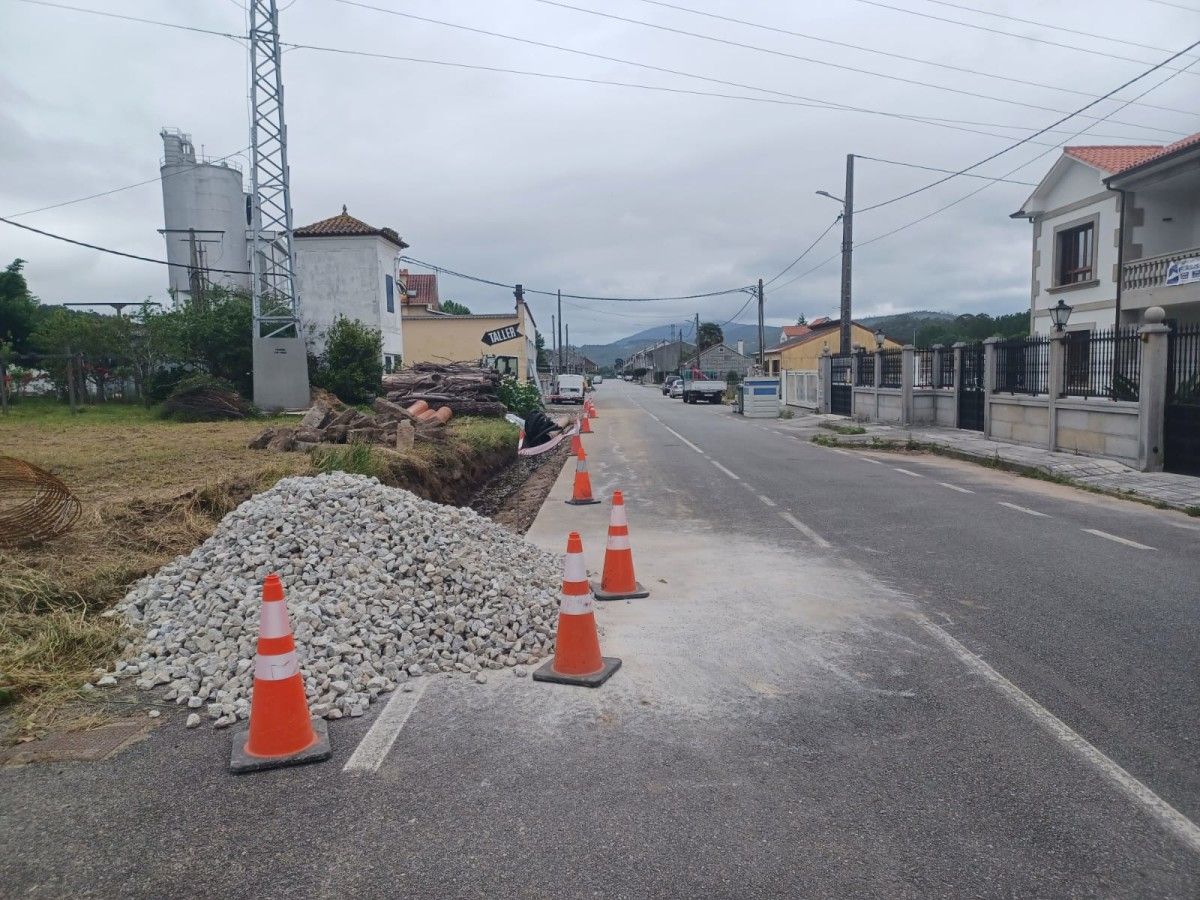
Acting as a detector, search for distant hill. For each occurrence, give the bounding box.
[859,311,957,343]
[580,322,781,367]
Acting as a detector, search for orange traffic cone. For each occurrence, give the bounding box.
[579,414,592,434]
[565,447,600,505]
[533,532,621,687]
[570,432,583,456]
[586,401,597,419]
[230,574,331,773]
[592,491,649,601]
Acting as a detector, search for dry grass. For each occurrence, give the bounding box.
[0,404,516,739]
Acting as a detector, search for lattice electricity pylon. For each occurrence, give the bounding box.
[248,0,300,339]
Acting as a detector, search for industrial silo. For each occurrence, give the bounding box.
[159,128,251,305]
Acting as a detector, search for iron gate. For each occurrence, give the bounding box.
[957,342,985,431]
[1166,323,1200,475]
[830,353,852,416]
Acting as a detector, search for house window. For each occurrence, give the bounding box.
[384,354,395,373]
[385,274,395,313]
[1056,222,1094,285]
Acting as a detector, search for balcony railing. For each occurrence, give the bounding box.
[1123,246,1200,290]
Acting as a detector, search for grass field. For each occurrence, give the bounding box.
[0,399,516,738]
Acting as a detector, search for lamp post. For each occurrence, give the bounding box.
[817,153,854,355]
[1049,299,1073,333]
[874,328,885,349]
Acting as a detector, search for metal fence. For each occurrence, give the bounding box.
[995,336,1050,395]
[855,351,873,387]
[914,348,935,388]
[1062,328,1141,401]
[1169,323,1200,404]
[939,348,955,388]
[879,348,903,388]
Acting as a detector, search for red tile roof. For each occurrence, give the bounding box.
[808,316,831,327]
[780,324,812,339]
[398,271,439,308]
[295,206,409,249]
[1117,131,1200,172]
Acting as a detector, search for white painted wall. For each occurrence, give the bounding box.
[1131,185,1200,257]
[293,235,404,360]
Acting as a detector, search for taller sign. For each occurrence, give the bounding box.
[482,324,521,346]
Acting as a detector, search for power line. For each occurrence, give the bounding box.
[1146,0,1200,11]
[763,216,843,287]
[853,0,1200,76]
[630,0,1200,118]
[857,36,1200,214]
[11,0,246,40]
[16,0,1174,145]
[6,147,251,218]
[853,156,1037,186]
[530,0,1183,136]
[0,215,257,276]
[916,0,1200,58]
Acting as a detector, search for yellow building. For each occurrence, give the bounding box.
[763,318,901,374]
[401,303,539,381]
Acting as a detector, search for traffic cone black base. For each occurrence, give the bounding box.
[532,656,622,688]
[230,718,331,774]
[592,581,649,602]
[565,497,601,506]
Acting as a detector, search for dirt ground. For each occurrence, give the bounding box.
[471,442,571,533]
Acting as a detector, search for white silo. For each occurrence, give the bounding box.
[159,128,251,304]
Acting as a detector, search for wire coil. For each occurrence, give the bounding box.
[0,456,81,548]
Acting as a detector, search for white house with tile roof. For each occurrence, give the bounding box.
[1013,134,1200,335]
[293,207,409,371]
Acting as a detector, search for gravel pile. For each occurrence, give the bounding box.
[108,473,562,727]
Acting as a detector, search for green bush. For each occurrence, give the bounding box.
[310,316,383,405]
[497,377,542,417]
[311,442,388,480]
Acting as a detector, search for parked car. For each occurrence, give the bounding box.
[680,370,725,404]
[552,374,586,404]
[669,380,684,399]
[662,375,681,396]
[593,376,603,385]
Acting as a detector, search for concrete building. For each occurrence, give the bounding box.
[624,339,696,382]
[1013,133,1200,334]
[402,299,540,381]
[293,207,409,371]
[158,128,251,303]
[682,342,756,378]
[763,318,900,375]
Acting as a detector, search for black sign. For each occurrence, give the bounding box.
[482,325,521,346]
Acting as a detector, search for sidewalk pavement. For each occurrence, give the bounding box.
[773,412,1200,512]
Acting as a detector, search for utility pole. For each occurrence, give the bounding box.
[551,314,556,373]
[839,153,854,354]
[757,278,765,370]
[565,323,570,373]
[556,289,563,373]
[694,312,701,372]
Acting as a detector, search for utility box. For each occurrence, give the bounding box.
[738,377,780,418]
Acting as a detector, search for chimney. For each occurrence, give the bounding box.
[737,339,745,356]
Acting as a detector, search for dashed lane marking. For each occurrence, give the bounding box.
[662,425,704,455]
[343,678,429,774]
[778,511,832,549]
[892,467,924,478]
[938,482,974,494]
[711,460,741,480]
[758,494,777,507]
[997,501,1049,518]
[916,616,1200,855]
[861,457,883,465]
[1082,528,1156,551]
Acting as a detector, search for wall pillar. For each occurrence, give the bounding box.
[819,348,832,414]
[1137,306,1170,472]
[951,341,965,429]
[1047,331,1068,452]
[982,337,1001,438]
[930,344,945,389]
[901,344,915,426]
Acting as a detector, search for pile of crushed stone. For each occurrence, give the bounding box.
[103,473,562,727]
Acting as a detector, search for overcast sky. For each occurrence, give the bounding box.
[2,0,1199,342]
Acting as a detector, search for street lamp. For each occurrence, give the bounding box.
[1049,299,1073,332]
[815,190,844,205]
[874,328,885,349]
[817,155,856,356]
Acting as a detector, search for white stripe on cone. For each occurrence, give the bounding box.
[610,505,628,527]
[258,600,292,639]
[606,534,631,550]
[564,551,587,584]
[254,650,300,681]
[561,591,594,615]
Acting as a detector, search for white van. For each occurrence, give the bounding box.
[554,374,586,404]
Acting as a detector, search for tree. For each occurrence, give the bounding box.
[535,330,551,370]
[439,299,472,315]
[796,313,807,326]
[697,322,723,350]
[310,315,383,404]
[0,259,41,353]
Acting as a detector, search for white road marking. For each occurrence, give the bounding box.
[778,511,831,548]
[893,467,924,478]
[711,459,741,480]
[1082,528,1156,551]
[662,425,704,455]
[915,616,1200,855]
[938,482,974,494]
[861,457,883,465]
[823,446,853,456]
[997,501,1049,518]
[342,679,429,774]
[757,494,777,507]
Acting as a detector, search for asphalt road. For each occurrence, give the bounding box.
[2,382,1197,899]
